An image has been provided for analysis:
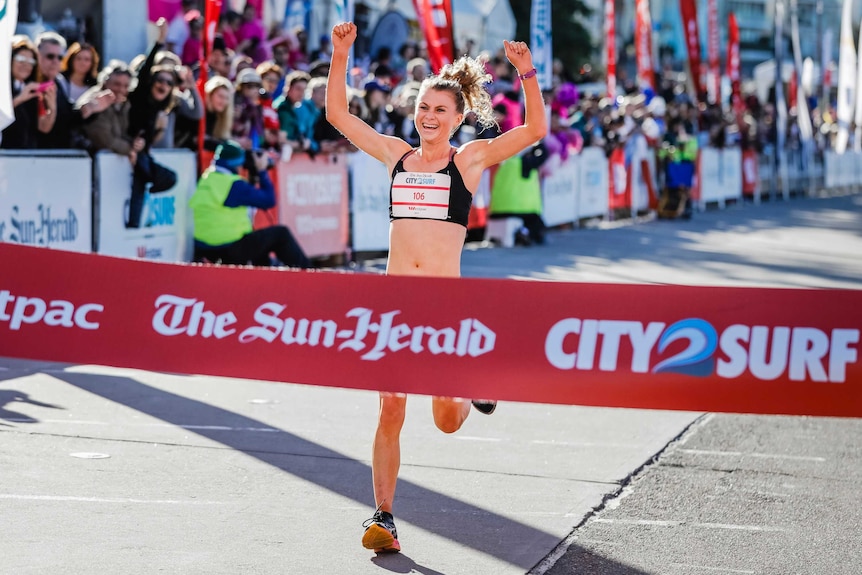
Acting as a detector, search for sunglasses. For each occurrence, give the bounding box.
[154,76,175,87]
[13,54,36,65]
[41,53,63,61]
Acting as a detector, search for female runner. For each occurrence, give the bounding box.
[325,22,546,553]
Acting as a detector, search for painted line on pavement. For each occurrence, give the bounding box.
[677,448,826,462]
[594,518,789,532]
[0,494,227,505]
[669,563,755,574]
[4,418,282,433]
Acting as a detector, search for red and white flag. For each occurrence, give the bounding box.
[604,0,616,101]
[727,12,743,114]
[197,0,222,172]
[706,0,720,103]
[679,0,703,101]
[634,0,654,92]
[835,0,856,153]
[412,0,454,73]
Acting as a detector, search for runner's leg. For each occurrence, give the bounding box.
[372,392,406,513]
[431,397,471,433]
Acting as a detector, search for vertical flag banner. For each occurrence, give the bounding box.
[835,0,856,154]
[282,0,308,32]
[604,0,616,101]
[679,0,703,101]
[634,0,654,92]
[412,0,454,73]
[775,1,787,166]
[790,0,813,146]
[530,0,553,91]
[727,12,743,114]
[822,28,833,112]
[197,0,222,173]
[706,0,720,103]
[0,0,20,133]
[854,18,862,151]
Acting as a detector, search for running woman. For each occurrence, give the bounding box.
[325,22,546,554]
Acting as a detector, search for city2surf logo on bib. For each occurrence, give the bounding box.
[391,172,452,220]
[544,317,860,383]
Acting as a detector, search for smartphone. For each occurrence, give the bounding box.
[36,81,53,93]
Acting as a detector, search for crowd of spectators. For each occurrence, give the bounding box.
[0,1,838,207]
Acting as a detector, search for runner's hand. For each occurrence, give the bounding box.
[503,40,534,76]
[331,23,357,53]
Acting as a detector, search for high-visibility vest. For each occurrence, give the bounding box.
[489,156,543,215]
[189,170,252,246]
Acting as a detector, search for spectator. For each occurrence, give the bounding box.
[236,4,269,65]
[126,18,179,228]
[363,79,396,135]
[217,11,241,52]
[314,82,356,153]
[274,70,313,153]
[80,61,141,165]
[203,76,234,151]
[231,67,266,150]
[257,62,285,150]
[181,10,204,66]
[2,36,43,149]
[229,54,254,81]
[35,31,113,149]
[151,51,204,150]
[58,42,99,103]
[189,140,311,268]
[165,0,197,54]
[311,34,332,63]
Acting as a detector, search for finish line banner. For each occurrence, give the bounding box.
[1,243,861,417]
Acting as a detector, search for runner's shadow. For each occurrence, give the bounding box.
[52,370,648,574]
[371,552,446,575]
[0,389,64,425]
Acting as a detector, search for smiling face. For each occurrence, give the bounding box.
[12,49,37,82]
[414,88,463,142]
[72,49,93,78]
[151,72,175,101]
[105,71,131,103]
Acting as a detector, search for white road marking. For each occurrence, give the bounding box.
[453,436,502,442]
[595,518,789,532]
[4,418,281,433]
[677,448,825,462]
[669,563,756,574]
[0,494,227,505]
[531,440,639,448]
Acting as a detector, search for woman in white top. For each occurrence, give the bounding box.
[326,21,546,554]
[59,42,99,103]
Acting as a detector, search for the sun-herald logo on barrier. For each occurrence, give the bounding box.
[151,295,496,360]
[545,317,860,383]
[0,290,103,330]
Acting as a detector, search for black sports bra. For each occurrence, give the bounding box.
[389,148,473,227]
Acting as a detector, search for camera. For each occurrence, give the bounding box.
[243,149,274,184]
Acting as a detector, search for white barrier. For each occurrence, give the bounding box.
[824,149,862,188]
[0,151,92,253]
[95,150,196,262]
[698,147,743,209]
[347,152,390,252]
[541,155,579,227]
[577,147,610,220]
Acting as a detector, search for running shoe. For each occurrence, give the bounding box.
[362,510,401,553]
[471,400,497,415]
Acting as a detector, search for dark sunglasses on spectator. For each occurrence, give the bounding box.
[13,55,37,65]
[154,76,175,87]
[42,53,63,61]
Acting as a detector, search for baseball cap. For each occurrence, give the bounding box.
[364,79,391,94]
[214,140,246,168]
[236,68,262,86]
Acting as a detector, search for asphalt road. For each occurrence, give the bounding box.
[2,191,861,574]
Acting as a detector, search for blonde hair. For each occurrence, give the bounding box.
[205,76,235,141]
[420,56,495,130]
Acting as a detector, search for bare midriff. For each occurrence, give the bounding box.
[387,219,467,278]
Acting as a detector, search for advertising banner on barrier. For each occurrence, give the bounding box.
[276,153,349,258]
[0,153,92,253]
[348,152,390,252]
[576,147,609,219]
[541,157,578,227]
[96,150,196,262]
[3,243,861,417]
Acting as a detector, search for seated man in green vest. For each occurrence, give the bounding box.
[189,141,311,267]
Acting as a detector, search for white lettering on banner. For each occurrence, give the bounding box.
[286,174,343,206]
[545,317,860,383]
[0,290,103,331]
[151,295,496,360]
[152,295,238,338]
[3,205,79,246]
[296,215,340,234]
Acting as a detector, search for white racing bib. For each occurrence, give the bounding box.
[391,171,452,220]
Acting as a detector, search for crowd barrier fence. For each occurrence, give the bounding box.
[2,144,861,263]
